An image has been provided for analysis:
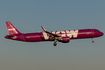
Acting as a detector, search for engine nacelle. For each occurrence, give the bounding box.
[58,37,70,43]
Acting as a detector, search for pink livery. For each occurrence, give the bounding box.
[5,22,104,46]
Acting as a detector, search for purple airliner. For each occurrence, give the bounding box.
[5,22,104,46]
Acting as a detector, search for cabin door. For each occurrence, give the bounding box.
[91,29,94,35]
[20,34,25,41]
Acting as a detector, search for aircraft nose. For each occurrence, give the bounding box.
[100,32,104,36]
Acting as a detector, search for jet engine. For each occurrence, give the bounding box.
[58,37,70,43]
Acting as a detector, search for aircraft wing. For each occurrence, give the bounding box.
[41,26,61,37]
[45,31,61,37]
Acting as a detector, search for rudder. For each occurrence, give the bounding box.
[5,21,21,35]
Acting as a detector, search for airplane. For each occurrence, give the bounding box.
[5,21,104,46]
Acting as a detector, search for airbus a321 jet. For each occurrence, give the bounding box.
[5,22,104,46]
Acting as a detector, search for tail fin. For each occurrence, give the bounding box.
[5,21,21,35]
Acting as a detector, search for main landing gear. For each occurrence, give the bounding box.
[91,38,94,43]
[54,40,57,46]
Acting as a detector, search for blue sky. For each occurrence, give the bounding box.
[0,0,105,70]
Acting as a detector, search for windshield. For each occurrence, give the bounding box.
[96,30,100,32]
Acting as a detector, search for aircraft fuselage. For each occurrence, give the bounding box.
[5,29,103,42]
[5,22,104,46]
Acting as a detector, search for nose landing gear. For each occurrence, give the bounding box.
[91,38,94,43]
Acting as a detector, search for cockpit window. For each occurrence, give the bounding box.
[96,30,100,32]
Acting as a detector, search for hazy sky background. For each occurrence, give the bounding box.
[0,0,105,70]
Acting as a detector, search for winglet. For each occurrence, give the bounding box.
[41,26,46,31]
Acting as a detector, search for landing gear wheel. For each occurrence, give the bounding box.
[54,42,57,46]
[92,41,94,43]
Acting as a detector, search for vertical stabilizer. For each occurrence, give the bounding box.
[5,22,21,35]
